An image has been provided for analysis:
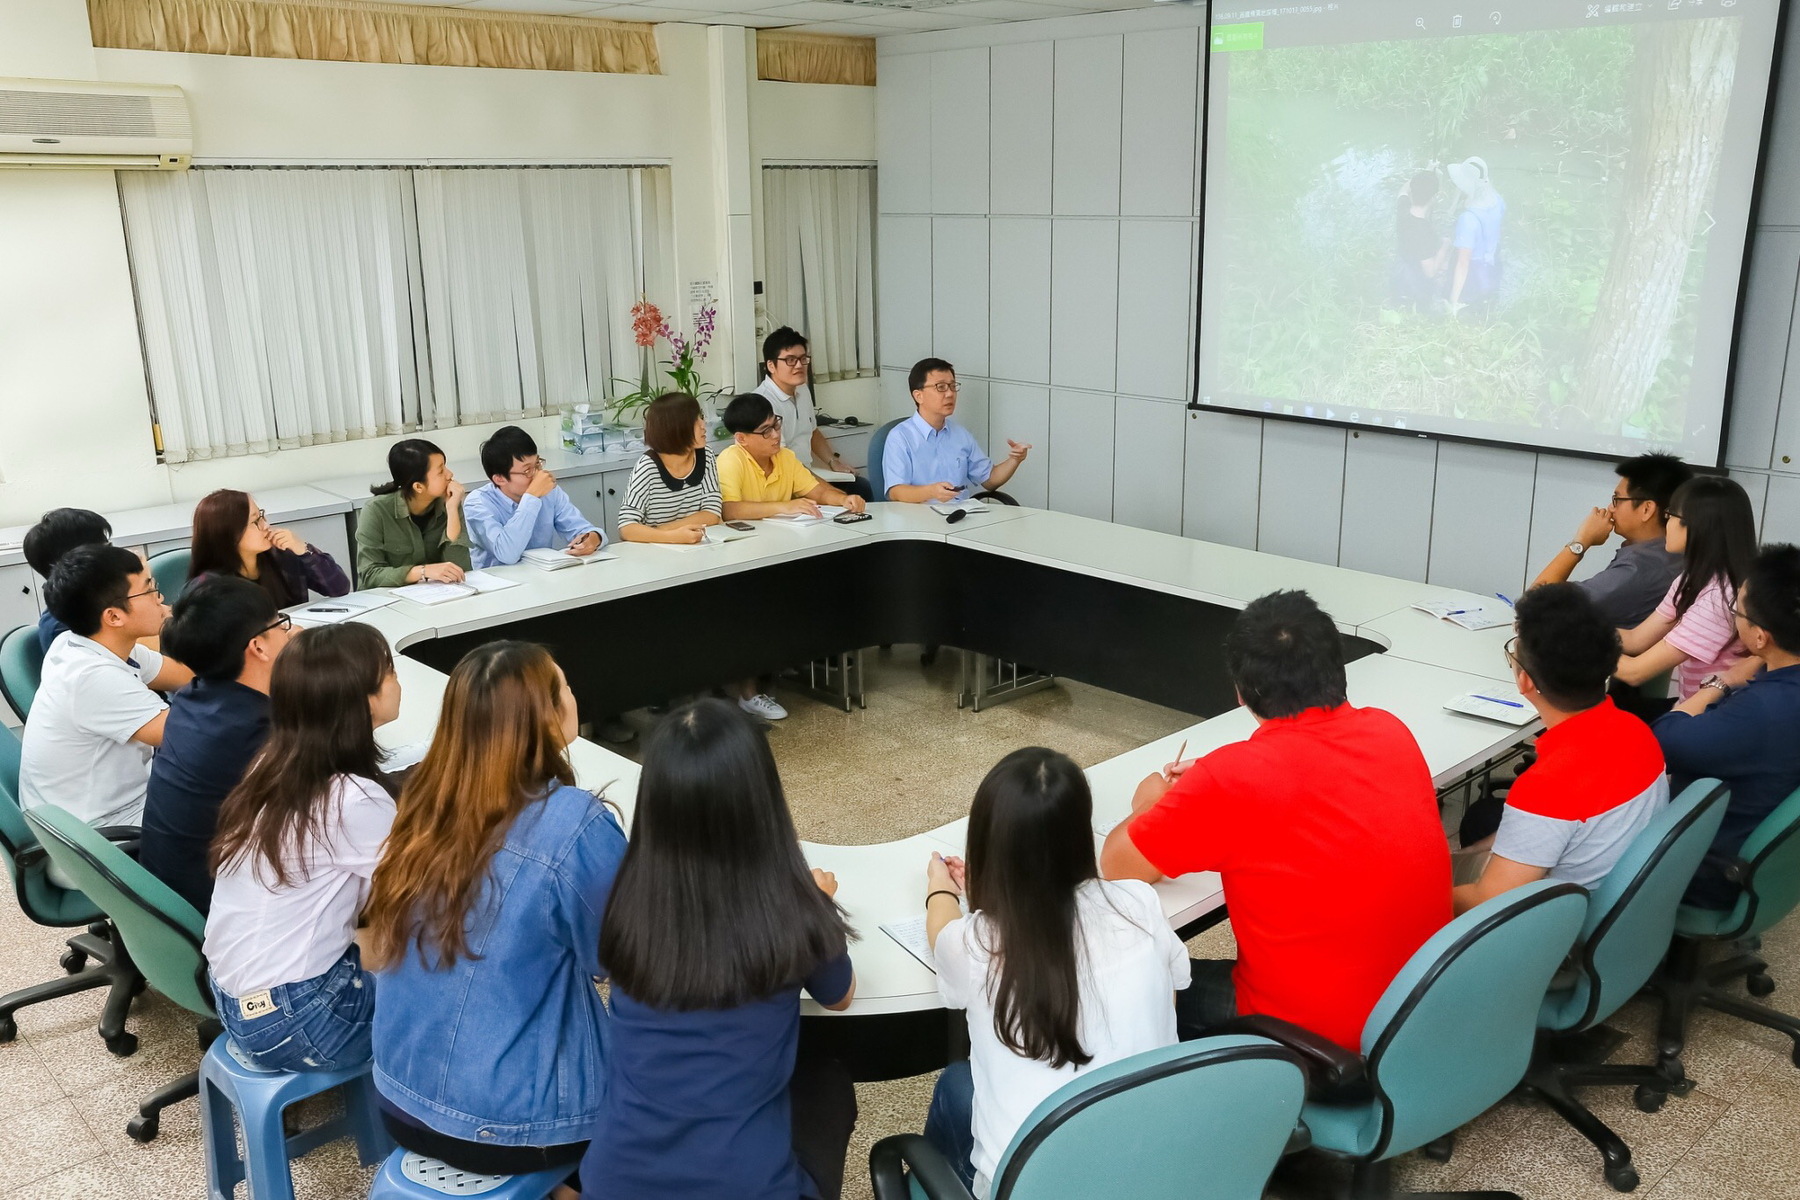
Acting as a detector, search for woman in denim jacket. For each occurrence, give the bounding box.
[363,641,626,1195]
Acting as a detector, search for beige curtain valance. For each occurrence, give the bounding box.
[756,30,875,87]
[89,0,662,75]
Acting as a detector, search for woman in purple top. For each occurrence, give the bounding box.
[187,489,351,609]
[585,699,858,1200]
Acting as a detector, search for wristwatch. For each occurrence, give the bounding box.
[1699,674,1731,696]
[1566,541,1586,557]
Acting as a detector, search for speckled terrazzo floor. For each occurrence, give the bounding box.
[2,649,1796,1198]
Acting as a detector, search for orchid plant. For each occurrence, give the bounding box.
[607,298,724,424]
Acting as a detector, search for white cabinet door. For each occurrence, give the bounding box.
[573,471,633,540]
[0,564,38,635]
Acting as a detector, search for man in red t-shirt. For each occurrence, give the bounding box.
[1101,590,1452,1050]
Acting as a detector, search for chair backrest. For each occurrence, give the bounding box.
[0,723,101,927]
[1359,880,1587,1161]
[867,418,904,501]
[0,623,43,722]
[990,1036,1306,1200]
[147,547,193,602]
[1717,783,1800,940]
[1547,779,1729,1032]
[21,804,213,1017]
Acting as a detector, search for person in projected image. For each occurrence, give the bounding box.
[1446,156,1506,318]
[1393,171,1450,309]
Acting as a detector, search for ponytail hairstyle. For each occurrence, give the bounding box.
[1668,475,1758,618]
[600,698,851,1009]
[211,623,393,886]
[362,640,576,969]
[964,747,1101,1069]
[370,438,445,499]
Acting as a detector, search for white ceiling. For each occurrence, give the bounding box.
[405,0,1160,38]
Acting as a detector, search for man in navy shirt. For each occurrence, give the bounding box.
[140,576,293,914]
[22,507,113,651]
[1654,543,1800,909]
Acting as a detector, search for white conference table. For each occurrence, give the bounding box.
[348,503,1533,1020]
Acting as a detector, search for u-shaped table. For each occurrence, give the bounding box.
[353,504,1533,1079]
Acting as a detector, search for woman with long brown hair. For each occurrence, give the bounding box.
[202,621,401,1072]
[187,488,351,608]
[365,641,625,1191]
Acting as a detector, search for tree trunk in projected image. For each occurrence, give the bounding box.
[1571,19,1738,433]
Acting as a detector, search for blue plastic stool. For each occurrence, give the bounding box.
[200,1037,392,1200]
[367,1150,569,1198]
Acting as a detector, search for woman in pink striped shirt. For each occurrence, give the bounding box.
[1615,476,1758,702]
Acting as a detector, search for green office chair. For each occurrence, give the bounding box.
[867,419,903,501]
[1524,779,1728,1192]
[21,802,216,1141]
[147,547,193,602]
[1650,783,1800,1080]
[0,723,142,1054]
[868,1035,1307,1200]
[1219,880,1588,1200]
[0,623,43,721]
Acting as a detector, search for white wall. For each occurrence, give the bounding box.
[877,6,1800,597]
[0,3,877,524]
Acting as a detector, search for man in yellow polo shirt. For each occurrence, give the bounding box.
[718,392,868,521]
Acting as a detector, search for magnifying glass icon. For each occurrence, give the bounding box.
[1415,16,1426,27]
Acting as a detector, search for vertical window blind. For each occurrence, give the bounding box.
[120,164,673,464]
[760,165,877,384]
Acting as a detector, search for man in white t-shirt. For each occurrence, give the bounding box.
[755,327,873,502]
[21,545,191,884]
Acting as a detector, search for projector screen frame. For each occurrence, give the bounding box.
[1187,0,1795,470]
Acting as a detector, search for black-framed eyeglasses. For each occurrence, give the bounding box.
[775,354,812,368]
[251,509,269,528]
[752,415,784,439]
[1665,510,1684,522]
[1607,492,1645,507]
[508,458,544,479]
[1502,634,1521,672]
[260,612,294,636]
[125,582,163,603]
[921,382,960,396]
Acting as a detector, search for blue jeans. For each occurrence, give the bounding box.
[923,1059,977,1190]
[213,946,375,1073]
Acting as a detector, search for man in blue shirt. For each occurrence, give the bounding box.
[882,358,1032,503]
[1654,543,1800,909]
[141,576,292,915]
[465,426,604,568]
[22,507,113,651]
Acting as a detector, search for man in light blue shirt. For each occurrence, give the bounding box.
[882,357,1032,503]
[465,426,604,568]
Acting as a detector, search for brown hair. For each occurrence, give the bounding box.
[211,623,394,887]
[361,640,577,970]
[643,392,704,456]
[189,489,258,582]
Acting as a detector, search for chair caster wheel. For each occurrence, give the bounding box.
[1422,1133,1455,1162]
[1790,1043,1800,1070]
[131,976,148,996]
[1747,971,1776,998]
[1633,1085,1668,1113]
[126,1114,159,1143]
[1605,1163,1640,1192]
[60,948,87,974]
[0,1014,15,1043]
[105,1031,138,1057]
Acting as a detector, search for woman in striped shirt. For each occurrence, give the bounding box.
[1615,475,1758,703]
[619,393,724,545]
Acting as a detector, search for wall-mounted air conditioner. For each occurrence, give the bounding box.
[0,78,191,170]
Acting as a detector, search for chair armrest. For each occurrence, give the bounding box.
[971,490,1020,507]
[1698,851,1753,885]
[1206,1015,1371,1102]
[94,826,141,860]
[870,1134,974,1200]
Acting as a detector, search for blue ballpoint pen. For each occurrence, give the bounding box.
[1473,694,1524,708]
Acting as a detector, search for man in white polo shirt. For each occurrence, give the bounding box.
[21,545,191,883]
[755,327,873,502]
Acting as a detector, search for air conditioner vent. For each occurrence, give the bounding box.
[0,78,192,169]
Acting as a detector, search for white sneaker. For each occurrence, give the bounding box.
[739,694,789,721]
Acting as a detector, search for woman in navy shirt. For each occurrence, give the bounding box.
[363,641,625,1195]
[586,698,857,1200]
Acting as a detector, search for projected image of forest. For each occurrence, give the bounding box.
[1211,19,1740,442]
